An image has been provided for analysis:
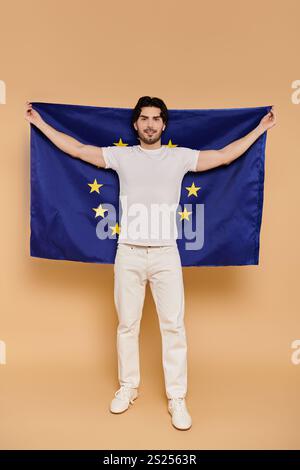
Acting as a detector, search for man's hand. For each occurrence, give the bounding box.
[259,105,276,131]
[24,101,43,127]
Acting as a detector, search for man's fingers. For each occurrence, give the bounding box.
[269,107,276,125]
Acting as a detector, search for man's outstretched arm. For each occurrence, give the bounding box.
[24,101,106,168]
[195,106,277,172]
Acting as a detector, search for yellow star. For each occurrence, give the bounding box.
[113,138,128,147]
[178,207,192,221]
[185,182,201,197]
[92,204,108,218]
[88,178,103,193]
[166,139,178,148]
[110,222,121,235]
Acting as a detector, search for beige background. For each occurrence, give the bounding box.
[0,0,299,450]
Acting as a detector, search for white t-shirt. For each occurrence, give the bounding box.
[102,144,199,246]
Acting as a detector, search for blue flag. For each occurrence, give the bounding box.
[30,102,270,267]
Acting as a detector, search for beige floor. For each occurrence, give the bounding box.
[0,364,298,450]
[1,281,299,450]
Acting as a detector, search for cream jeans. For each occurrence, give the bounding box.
[113,243,188,399]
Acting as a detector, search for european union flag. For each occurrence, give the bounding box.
[30,102,270,267]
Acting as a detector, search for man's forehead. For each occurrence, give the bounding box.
[139,107,162,118]
[139,114,162,118]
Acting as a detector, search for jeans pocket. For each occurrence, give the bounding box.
[159,245,177,254]
[117,243,134,252]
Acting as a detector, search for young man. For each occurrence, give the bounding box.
[25,96,276,430]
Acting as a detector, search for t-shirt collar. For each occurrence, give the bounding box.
[137,144,164,153]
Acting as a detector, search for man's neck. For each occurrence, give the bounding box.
[138,142,162,150]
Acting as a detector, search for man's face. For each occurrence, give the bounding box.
[134,106,166,146]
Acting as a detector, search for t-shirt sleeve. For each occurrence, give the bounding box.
[179,147,200,174]
[101,146,123,171]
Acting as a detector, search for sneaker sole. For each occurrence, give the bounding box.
[171,422,192,431]
[109,395,138,414]
[168,408,192,431]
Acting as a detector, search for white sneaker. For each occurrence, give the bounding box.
[168,397,192,430]
[110,386,138,414]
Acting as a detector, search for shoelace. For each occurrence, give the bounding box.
[115,386,134,401]
[169,398,186,414]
